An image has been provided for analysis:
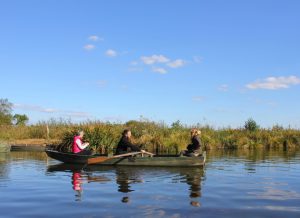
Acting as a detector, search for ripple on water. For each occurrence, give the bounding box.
[0,151,300,218]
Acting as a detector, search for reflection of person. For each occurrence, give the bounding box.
[179,168,203,207]
[181,129,202,157]
[115,130,145,155]
[115,167,143,204]
[72,130,91,155]
[72,171,83,201]
[116,168,133,193]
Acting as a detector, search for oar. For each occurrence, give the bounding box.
[87,151,143,165]
[141,150,155,157]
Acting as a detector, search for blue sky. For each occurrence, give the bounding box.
[1,0,300,128]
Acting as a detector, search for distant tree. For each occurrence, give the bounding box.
[171,120,183,129]
[13,114,29,125]
[0,98,13,125]
[244,118,259,132]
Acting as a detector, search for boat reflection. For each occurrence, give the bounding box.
[47,164,205,205]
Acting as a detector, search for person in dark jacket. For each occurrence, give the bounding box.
[181,129,202,157]
[115,129,144,155]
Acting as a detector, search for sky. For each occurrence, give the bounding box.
[0,0,300,128]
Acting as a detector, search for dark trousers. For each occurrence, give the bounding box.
[77,150,92,155]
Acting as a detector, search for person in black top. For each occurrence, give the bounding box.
[115,129,144,155]
[181,129,202,157]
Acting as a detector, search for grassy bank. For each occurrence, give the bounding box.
[1,120,300,153]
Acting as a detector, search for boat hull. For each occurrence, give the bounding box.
[45,150,206,167]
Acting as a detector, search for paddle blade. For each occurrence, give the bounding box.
[88,156,109,165]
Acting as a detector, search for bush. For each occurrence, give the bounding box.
[244,118,259,132]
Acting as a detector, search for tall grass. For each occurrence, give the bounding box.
[1,119,300,153]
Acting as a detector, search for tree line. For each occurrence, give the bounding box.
[0,98,29,125]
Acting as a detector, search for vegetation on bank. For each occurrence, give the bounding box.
[1,119,299,154]
[1,98,299,153]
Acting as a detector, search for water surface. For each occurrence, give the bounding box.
[0,150,299,218]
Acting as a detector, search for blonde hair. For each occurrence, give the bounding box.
[191,129,201,136]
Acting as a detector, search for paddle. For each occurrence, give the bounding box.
[88,151,142,165]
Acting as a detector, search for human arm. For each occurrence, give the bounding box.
[76,139,89,150]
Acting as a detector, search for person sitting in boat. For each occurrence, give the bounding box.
[115,129,145,155]
[181,129,202,157]
[72,130,91,155]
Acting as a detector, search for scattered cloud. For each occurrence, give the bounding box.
[120,85,129,91]
[83,44,95,51]
[152,67,167,74]
[193,56,203,63]
[13,104,59,113]
[130,61,139,66]
[192,96,205,102]
[246,76,300,90]
[127,67,143,73]
[88,35,103,41]
[105,49,118,57]
[218,84,229,92]
[65,111,91,118]
[252,98,278,108]
[141,55,170,65]
[13,104,91,118]
[166,59,186,68]
[96,80,107,88]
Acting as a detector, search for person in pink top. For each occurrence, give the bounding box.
[72,130,91,155]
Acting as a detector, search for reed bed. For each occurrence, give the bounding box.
[1,120,300,153]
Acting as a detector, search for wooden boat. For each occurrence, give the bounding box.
[45,149,206,167]
[0,142,11,153]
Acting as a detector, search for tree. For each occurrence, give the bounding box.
[13,114,29,125]
[0,98,13,125]
[244,118,259,132]
[171,120,183,129]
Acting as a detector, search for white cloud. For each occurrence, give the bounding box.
[141,55,170,65]
[105,49,118,57]
[13,104,59,113]
[152,67,167,74]
[130,61,139,66]
[218,84,229,92]
[65,111,90,118]
[193,56,203,63]
[166,59,186,68]
[13,104,91,118]
[127,67,143,73]
[192,96,205,102]
[88,35,103,41]
[96,80,107,88]
[83,44,95,51]
[246,76,300,90]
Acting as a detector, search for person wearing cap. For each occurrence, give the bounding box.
[72,130,91,155]
[181,129,202,157]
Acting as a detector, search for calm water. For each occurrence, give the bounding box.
[0,150,300,218]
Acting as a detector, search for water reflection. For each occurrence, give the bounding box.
[47,164,205,205]
[1,150,300,217]
[48,164,112,201]
[0,153,10,183]
[115,167,144,203]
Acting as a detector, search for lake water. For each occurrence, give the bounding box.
[0,150,299,218]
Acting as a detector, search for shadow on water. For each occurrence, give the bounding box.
[47,163,205,205]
